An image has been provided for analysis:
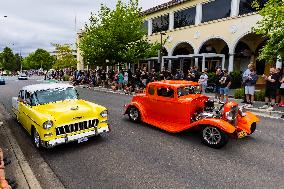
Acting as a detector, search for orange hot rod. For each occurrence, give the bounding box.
[124,80,259,148]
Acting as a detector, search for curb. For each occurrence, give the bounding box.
[0,120,42,189]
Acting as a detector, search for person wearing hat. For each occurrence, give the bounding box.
[199,68,208,93]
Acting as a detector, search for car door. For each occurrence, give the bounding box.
[153,87,176,124]
[143,84,158,122]
[18,90,31,131]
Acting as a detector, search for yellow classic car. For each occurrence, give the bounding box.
[12,83,110,148]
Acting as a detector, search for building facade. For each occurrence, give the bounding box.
[143,0,278,77]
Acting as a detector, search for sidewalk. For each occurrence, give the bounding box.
[90,86,284,119]
[0,105,42,189]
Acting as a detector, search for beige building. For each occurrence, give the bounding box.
[77,0,282,79]
[143,0,276,75]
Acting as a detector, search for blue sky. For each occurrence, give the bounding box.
[0,0,168,56]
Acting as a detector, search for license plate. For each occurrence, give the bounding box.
[78,137,88,143]
[238,131,247,139]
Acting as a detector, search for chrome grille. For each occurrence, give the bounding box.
[56,119,98,136]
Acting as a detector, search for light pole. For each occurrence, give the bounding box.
[159,32,166,70]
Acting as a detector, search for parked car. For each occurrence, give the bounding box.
[18,73,28,80]
[125,80,259,148]
[0,76,5,85]
[12,83,110,148]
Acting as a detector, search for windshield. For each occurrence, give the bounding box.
[177,86,201,97]
[31,87,78,105]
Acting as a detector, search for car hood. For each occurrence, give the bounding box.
[32,99,105,124]
[178,94,209,103]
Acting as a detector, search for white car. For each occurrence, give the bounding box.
[18,73,28,80]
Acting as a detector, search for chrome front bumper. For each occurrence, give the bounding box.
[42,126,110,148]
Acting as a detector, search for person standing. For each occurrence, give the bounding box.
[199,68,208,93]
[214,68,223,102]
[242,64,253,103]
[278,75,284,107]
[243,68,258,108]
[259,67,280,110]
[219,70,232,103]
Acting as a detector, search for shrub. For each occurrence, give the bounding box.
[207,72,215,84]
[63,75,70,81]
[254,90,265,101]
[230,71,242,89]
[234,88,265,101]
[234,88,244,99]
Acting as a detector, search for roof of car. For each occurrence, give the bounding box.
[22,83,74,93]
[149,80,199,87]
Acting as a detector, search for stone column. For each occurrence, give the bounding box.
[148,61,151,72]
[169,12,174,30]
[202,56,206,71]
[168,60,172,72]
[195,3,202,25]
[231,0,240,17]
[228,53,234,72]
[76,34,84,70]
[148,19,152,36]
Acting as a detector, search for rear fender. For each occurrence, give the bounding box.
[190,118,236,134]
[124,102,146,121]
[237,112,259,134]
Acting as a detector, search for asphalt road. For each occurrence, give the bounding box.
[0,77,283,189]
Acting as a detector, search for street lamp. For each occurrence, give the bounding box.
[159,32,166,70]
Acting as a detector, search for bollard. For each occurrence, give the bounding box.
[0,148,12,189]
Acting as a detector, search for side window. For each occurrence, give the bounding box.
[19,90,25,100]
[148,85,155,95]
[157,87,174,98]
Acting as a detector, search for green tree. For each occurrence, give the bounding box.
[253,0,284,61]
[79,0,160,66]
[1,47,19,71]
[52,44,77,69]
[23,49,55,70]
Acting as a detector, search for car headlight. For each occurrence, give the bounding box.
[43,120,53,130]
[100,110,108,118]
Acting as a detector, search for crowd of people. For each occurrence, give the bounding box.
[44,64,284,108]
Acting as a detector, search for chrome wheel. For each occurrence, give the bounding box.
[33,129,40,148]
[203,126,221,145]
[128,107,140,122]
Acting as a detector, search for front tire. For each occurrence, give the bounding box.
[32,127,42,149]
[201,126,229,149]
[128,106,141,122]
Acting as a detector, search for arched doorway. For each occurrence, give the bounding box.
[172,42,194,74]
[234,33,266,72]
[198,38,229,72]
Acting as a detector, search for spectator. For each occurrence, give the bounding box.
[141,67,148,87]
[275,68,282,104]
[124,69,128,85]
[199,68,208,93]
[259,67,280,110]
[242,64,253,103]
[214,68,223,102]
[243,68,258,108]
[118,70,124,90]
[174,69,183,80]
[219,70,232,103]
[278,75,284,107]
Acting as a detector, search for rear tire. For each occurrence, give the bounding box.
[128,106,141,122]
[201,126,229,149]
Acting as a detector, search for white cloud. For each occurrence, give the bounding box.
[0,0,168,56]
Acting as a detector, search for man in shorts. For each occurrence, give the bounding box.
[259,67,280,110]
[219,70,232,103]
[243,68,258,108]
[214,68,223,102]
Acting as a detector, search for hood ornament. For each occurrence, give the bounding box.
[71,106,79,111]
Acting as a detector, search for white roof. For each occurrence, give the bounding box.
[22,83,74,93]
